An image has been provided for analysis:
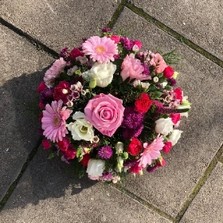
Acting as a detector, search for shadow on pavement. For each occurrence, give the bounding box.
[0,69,95,211]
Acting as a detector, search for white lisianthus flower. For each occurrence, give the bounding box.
[155,118,174,136]
[67,112,94,142]
[86,159,105,180]
[88,62,116,87]
[168,129,183,146]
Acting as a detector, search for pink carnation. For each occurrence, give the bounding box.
[41,100,72,142]
[84,94,125,137]
[82,36,118,63]
[139,136,164,168]
[121,54,150,81]
[44,58,66,87]
[149,53,167,74]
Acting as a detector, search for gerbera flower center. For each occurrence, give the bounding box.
[95,45,106,54]
[53,115,61,127]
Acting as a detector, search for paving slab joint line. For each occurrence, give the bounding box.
[218,156,223,164]
[173,144,223,223]
[0,137,42,212]
[111,184,175,222]
[0,17,58,59]
[107,0,126,28]
[124,2,223,69]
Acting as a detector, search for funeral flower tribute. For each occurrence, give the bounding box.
[38,28,191,183]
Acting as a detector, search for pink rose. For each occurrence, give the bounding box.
[149,53,167,73]
[84,94,125,137]
[121,54,150,81]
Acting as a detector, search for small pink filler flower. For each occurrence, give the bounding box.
[82,36,118,63]
[139,136,164,168]
[41,100,72,142]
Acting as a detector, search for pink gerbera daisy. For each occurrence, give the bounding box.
[82,36,118,63]
[41,100,72,142]
[139,136,164,168]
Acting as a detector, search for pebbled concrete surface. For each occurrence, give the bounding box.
[0,24,53,201]
[180,162,223,223]
[114,8,223,217]
[133,0,223,61]
[1,1,223,222]
[0,149,171,223]
[0,0,118,51]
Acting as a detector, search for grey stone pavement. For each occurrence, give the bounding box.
[0,0,223,222]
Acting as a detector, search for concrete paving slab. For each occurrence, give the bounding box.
[180,162,223,223]
[132,0,223,60]
[0,149,171,223]
[0,24,53,200]
[0,0,118,52]
[114,8,223,217]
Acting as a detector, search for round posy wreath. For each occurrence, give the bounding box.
[38,28,191,183]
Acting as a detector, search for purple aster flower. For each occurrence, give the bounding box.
[98,146,113,159]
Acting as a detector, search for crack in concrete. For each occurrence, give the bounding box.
[111,184,175,222]
[174,144,223,223]
[107,0,126,29]
[0,138,42,212]
[0,17,58,59]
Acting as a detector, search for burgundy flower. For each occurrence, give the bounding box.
[53,81,71,103]
[122,107,144,139]
[69,48,84,60]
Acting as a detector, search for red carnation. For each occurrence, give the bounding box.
[37,81,47,93]
[39,101,45,110]
[174,87,183,102]
[69,48,84,60]
[57,137,70,152]
[135,93,153,113]
[80,154,90,167]
[163,141,172,153]
[163,66,174,79]
[127,138,143,156]
[110,35,121,43]
[170,113,181,125]
[129,162,143,174]
[64,148,76,160]
[53,81,71,103]
[42,139,51,150]
[133,40,142,49]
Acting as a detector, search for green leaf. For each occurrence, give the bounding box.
[150,91,163,99]
[47,152,55,160]
[163,50,180,65]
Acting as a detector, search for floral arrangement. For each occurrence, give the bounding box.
[38,28,191,183]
